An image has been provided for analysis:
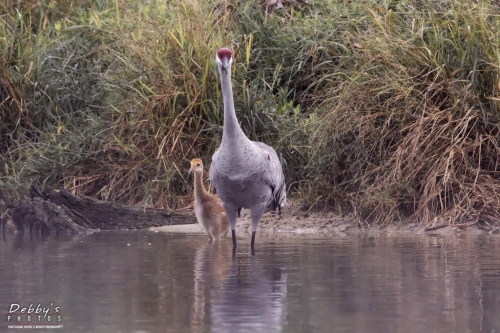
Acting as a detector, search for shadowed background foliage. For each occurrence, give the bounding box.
[1,0,499,227]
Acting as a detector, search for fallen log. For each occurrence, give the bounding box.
[1,186,196,233]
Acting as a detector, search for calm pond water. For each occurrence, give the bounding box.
[0,230,499,333]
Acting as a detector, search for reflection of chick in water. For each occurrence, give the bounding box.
[191,244,233,333]
[210,254,288,333]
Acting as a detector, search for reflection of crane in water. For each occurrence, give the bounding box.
[211,253,288,333]
[190,244,288,333]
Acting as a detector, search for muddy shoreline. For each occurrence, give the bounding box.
[150,204,494,238]
[1,188,496,236]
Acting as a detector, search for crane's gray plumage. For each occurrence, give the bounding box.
[209,48,286,248]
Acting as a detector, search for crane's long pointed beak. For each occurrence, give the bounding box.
[220,64,228,74]
[219,58,230,74]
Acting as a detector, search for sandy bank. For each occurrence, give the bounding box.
[150,204,490,238]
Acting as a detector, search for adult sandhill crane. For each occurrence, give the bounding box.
[190,158,230,243]
[209,48,286,248]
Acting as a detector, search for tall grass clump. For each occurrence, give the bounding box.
[1,0,111,196]
[306,1,500,226]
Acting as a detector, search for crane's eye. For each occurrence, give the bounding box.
[197,163,200,167]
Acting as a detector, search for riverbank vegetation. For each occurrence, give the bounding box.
[1,0,499,228]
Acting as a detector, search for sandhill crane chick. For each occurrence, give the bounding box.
[190,158,229,243]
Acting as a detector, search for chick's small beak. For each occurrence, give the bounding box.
[189,166,194,174]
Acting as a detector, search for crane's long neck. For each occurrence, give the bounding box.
[219,66,247,145]
[193,171,207,201]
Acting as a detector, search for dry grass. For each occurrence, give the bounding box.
[304,1,500,227]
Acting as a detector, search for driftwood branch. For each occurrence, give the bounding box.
[424,223,449,232]
[1,186,196,233]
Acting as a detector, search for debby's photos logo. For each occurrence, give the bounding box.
[6,303,63,330]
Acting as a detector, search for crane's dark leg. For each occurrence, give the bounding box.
[250,208,265,249]
[223,204,238,247]
[237,207,242,217]
[232,230,237,247]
